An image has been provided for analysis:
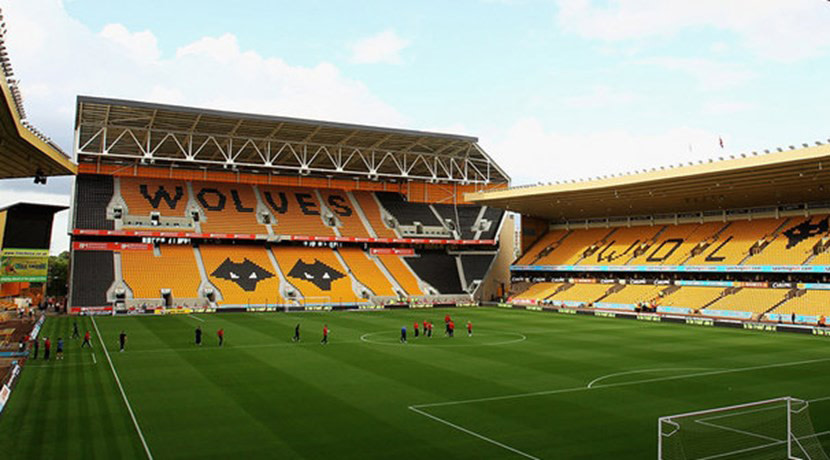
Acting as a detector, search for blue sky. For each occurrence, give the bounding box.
[3,0,830,252]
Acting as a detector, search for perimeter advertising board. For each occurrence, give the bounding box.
[0,249,48,282]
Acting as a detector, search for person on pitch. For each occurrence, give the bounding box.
[400,326,407,344]
[217,328,224,347]
[293,323,301,342]
[321,324,329,345]
[82,330,92,348]
[195,326,203,346]
[119,330,127,352]
[413,321,419,338]
[467,321,473,337]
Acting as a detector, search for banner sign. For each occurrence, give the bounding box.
[704,309,753,320]
[73,242,153,251]
[511,264,830,274]
[765,313,818,324]
[658,306,693,315]
[370,248,415,256]
[675,280,735,288]
[0,248,48,282]
[686,317,714,326]
[594,302,637,311]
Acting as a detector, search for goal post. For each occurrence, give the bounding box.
[658,397,829,460]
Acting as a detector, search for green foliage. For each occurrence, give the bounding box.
[46,250,69,297]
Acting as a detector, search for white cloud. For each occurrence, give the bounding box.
[349,29,410,64]
[481,117,726,185]
[99,23,160,62]
[563,85,637,108]
[2,0,406,155]
[555,0,830,61]
[640,57,755,91]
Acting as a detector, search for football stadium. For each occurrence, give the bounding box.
[3,3,830,460]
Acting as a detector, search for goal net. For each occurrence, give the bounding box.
[659,397,829,460]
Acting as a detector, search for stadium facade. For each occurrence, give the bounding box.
[68,97,514,313]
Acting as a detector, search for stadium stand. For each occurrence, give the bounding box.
[685,219,782,265]
[74,175,114,230]
[352,192,398,239]
[260,186,335,236]
[376,192,442,226]
[512,282,564,303]
[547,283,609,304]
[535,228,612,265]
[70,251,113,307]
[194,182,268,235]
[376,254,424,296]
[321,190,370,238]
[773,290,830,317]
[477,207,505,240]
[703,287,787,315]
[338,248,397,296]
[748,215,829,265]
[404,251,464,294]
[578,226,663,266]
[121,246,201,300]
[630,222,726,265]
[460,254,496,287]
[601,284,663,304]
[656,286,725,310]
[432,203,481,240]
[120,177,189,217]
[272,246,365,304]
[201,245,284,306]
[516,229,569,265]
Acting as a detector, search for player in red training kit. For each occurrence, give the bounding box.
[448,321,455,338]
[217,328,224,346]
[413,321,419,338]
[321,325,329,344]
[467,321,473,337]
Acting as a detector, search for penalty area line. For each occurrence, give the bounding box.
[408,406,540,460]
[92,316,154,460]
[188,314,205,322]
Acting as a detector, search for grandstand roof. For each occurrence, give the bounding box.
[75,96,510,185]
[467,142,830,221]
[0,8,76,179]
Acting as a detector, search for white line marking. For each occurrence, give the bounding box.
[412,356,830,409]
[92,316,153,460]
[408,406,540,460]
[586,368,711,389]
[91,352,97,364]
[360,331,526,347]
[188,314,205,322]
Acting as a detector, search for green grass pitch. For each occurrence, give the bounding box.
[2,307,830,459]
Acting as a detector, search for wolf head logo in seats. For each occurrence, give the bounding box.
[287,259,345,290]
[211,258,274,291]
[783,217,829,249]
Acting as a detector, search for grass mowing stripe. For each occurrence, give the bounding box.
[92,316,154,460]
[413,356,830,409]
[408,405,541,460]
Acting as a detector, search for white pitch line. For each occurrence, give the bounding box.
[412,356,830,409]
[408,406,541,460]
[92,316,154,460]
[188,314,205,322]
[91,352,97,364]
[586,367,711,389]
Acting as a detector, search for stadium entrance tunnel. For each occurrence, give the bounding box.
[359,330,526,347]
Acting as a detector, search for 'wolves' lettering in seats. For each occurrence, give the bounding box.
[705,236,733,262]
[211,258,275,291]
[783,217,829,248]
[197,189,226,211]
[264,191,288,214]
[595,240,638,262]
[287,259,345,290]
[327,195,352,216]
[647,238,683,262]
[140,185,184,209]
[230,190,254,213]
[296,193,320,215]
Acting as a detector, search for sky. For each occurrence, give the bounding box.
[2,0,830,253]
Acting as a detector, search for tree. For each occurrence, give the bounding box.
[47,251,70,297]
